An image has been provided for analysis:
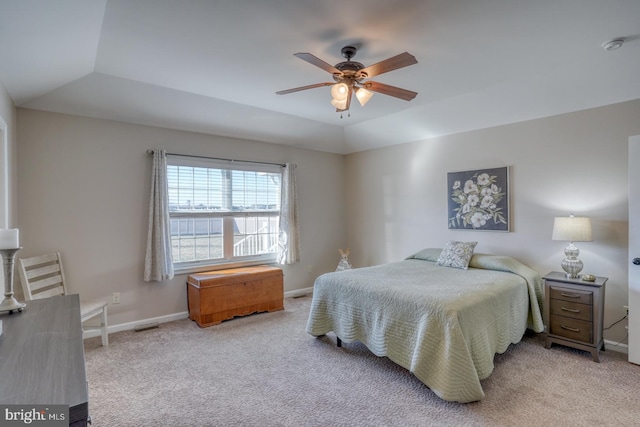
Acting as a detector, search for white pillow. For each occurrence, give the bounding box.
[436,241,477,269]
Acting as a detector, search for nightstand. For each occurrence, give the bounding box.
[543,272,607,362]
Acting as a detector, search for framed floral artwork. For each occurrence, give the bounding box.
[447,166,510,231]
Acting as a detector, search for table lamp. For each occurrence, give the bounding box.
[552,215,592,278]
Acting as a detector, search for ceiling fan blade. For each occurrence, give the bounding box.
[294,53,341,74]
[363,81,417,101]
[276,82,334,95]
[360,52,417,78]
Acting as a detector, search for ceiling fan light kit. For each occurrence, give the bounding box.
[331,82,349,101]
[277,45,418,116]
[354,87,374,106]
[331,97,347,110]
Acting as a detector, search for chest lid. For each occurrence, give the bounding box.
[188,265,283,288]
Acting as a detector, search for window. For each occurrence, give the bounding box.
[167,156,281,271]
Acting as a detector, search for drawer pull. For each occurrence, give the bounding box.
[560,292,581,298]
[560,307,580,313]
[560,325,580,333]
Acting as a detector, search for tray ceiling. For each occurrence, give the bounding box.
[1,0,639,154]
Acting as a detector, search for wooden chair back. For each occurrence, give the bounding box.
[18,252,68,301]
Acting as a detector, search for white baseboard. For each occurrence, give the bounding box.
[284,287,313,298]
[85,294,631,358]
[604,339,628,354]
[83,311,189,339]
[83,287,315,339]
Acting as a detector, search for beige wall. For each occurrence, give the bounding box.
[15,99,640,344]
[345,99,640,344]
[17,109,346,327]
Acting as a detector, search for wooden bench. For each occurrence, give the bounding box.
[187,265,284,327]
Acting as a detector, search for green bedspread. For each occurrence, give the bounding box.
[305,250,544,403]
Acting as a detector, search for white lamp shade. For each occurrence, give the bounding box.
[552,216,593,242]
[330,83,349,101]
[331,97,347,110]
[355,87,373,106]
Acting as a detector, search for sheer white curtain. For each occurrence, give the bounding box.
[277,163,300,265]
[144,149,174,281]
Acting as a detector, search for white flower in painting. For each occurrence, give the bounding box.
[462,203,470,214]
[491,184,499,194]
[468,194,480,207]
[471,212,487,228]
[481,195,494,208]
[481,187,493,197]
[453,181,461,190]
[477,173,490,186]
[463,180,478,194]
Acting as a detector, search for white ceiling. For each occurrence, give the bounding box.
[1,0,639,154]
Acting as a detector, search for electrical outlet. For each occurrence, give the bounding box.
[112,292,121,304]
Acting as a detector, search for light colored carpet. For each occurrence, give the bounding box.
[84,295,640,426]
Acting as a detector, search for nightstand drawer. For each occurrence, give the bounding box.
[549,315,593,343]
[549,299,592,321]
[549,286,593,305]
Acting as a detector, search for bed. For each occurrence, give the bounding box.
[305,247,544,403]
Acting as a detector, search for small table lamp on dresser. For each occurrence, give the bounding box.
[552,214,592,278]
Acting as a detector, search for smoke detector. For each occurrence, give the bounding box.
[602,38,624,51]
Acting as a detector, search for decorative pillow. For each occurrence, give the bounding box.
[436,241,477,269]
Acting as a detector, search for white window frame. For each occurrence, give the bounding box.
[167,155,282,274]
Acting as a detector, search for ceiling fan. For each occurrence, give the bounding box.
[276,46,418,115]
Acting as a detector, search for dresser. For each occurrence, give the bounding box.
[0,294,89,426]
[543,272,607,362]
[187,265,284,327]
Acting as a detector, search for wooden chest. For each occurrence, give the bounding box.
[187,265,284,327]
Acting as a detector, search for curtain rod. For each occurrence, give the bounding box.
[146,150,286,168]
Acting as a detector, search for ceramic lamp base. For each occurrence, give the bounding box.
[561,242,584,278]
[0,247,25,314]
